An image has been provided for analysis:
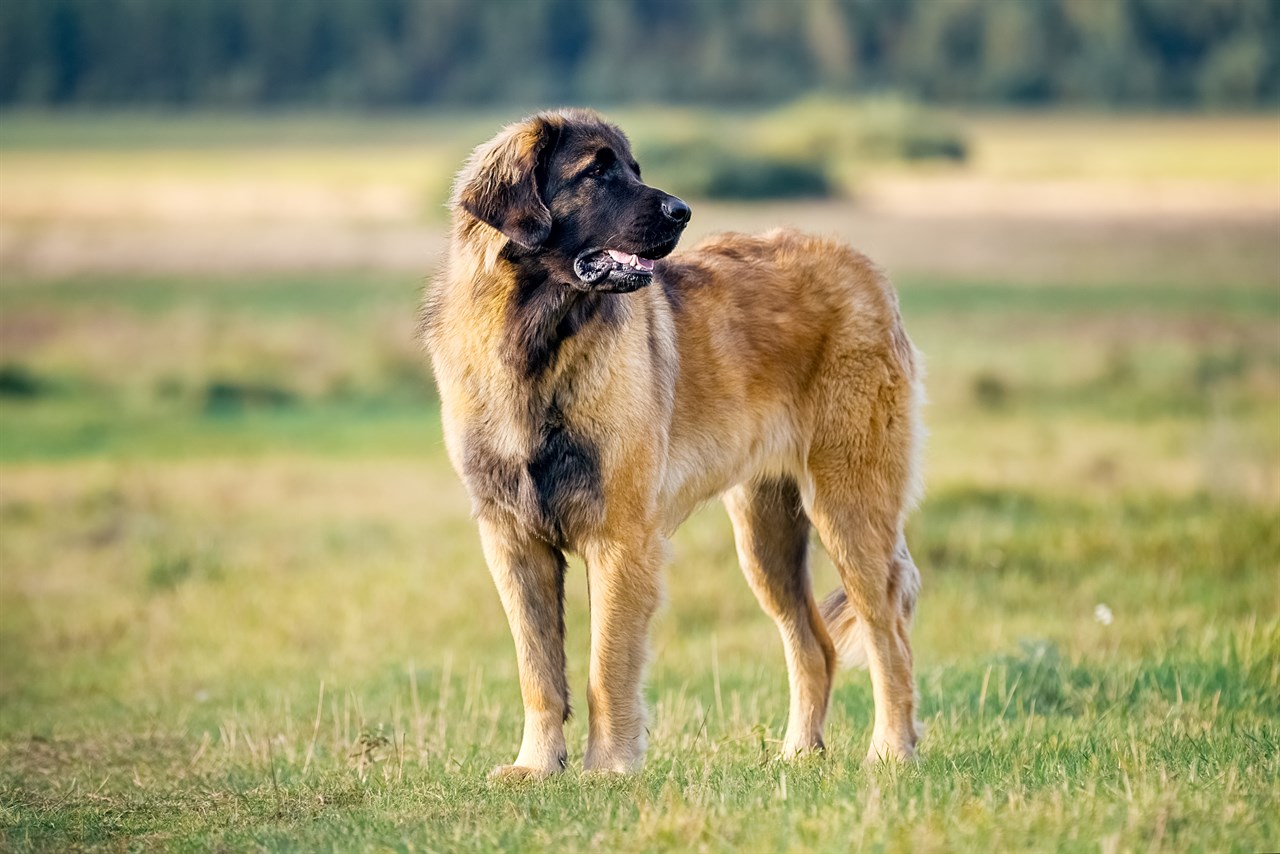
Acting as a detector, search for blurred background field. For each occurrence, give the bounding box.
[1,1,1279,851]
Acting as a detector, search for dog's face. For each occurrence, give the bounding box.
[455,109,690,293]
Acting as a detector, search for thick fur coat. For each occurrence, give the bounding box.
[421,109,924,777]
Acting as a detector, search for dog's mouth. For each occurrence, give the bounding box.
[573,241,678,292]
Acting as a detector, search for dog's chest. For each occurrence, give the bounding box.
[460,404,605,547]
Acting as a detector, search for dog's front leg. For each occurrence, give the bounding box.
[582,533,664,773]
[478,518,570,779]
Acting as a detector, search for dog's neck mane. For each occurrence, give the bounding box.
[467,240,625,384]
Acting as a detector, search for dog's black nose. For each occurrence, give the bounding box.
[662,197,691,224]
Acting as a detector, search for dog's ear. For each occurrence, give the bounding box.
[455,117,561,250]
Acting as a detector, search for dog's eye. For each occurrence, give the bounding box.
[588,149,616,178]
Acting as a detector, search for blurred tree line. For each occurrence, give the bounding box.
[1,0,1276,108]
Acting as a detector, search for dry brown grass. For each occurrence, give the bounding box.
[1,111,1276,282]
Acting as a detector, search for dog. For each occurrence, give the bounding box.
[420,108,924,778]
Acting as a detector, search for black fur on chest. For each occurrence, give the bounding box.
[461,403,604,548]
[499,247,623,379]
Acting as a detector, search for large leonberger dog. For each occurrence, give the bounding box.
[421,109,924,778]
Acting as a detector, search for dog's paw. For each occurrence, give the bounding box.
[864,740,917,765]
[488,763,562,782]
[581,763,637,777]
[780,740,826,761]
[582,750,643,775]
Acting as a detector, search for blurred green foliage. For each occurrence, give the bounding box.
[643,143,834,201]
[0,0,1276,108]
[630,97,968,199]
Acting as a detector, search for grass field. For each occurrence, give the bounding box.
[1,111,1279,851]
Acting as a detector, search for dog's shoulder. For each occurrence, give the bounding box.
[656,229,875,309]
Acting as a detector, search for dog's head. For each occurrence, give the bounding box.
[453,109,690,293]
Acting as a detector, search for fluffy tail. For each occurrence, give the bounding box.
[818,588,869,669]
[818,540,921,670]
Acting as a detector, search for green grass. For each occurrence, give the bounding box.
[2,237,1279,847]
[0,400,439,460]
[8,271,1277,317]
[0,272,420,317]
[1,462,1277,850]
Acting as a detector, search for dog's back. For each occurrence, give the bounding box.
[651,228,923,529]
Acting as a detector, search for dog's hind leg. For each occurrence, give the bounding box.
[807,476,920,763]
[819,536,919,671]
[478,518,570,779]
[724,477,837,757]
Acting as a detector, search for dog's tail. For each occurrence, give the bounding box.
[817,540,921,669]
[818,588,868,669]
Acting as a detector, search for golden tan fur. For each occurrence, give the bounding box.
[422,109,924,777]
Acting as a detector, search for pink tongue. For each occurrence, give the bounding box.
[605,249,655,271]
